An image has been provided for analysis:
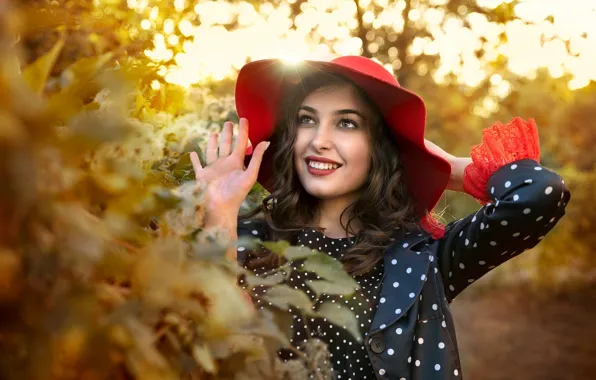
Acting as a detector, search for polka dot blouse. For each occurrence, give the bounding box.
[240,227,382,380]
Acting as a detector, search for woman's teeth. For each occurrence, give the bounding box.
[308,161,339,170]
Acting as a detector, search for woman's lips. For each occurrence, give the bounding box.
[306,163,340,176]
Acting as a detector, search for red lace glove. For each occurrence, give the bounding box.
[463,117,541,205]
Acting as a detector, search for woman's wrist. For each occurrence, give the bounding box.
[447,157,473,193]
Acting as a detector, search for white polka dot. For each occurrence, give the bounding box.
[415,360,421,367]
[468,278,475,283]
[465,239,469,246]
[420,274,426,281]
[449,285,455,291]
[435,364,441,371]
[479,260,486,265]
[536,216,543,221]
[505,181,511,188]
[409,292,415,298]
[513,232,520,237]
[408,356,411,363]
[550,217,556,223]
[403,243,409,248]
[395,308,402,314]
[525,179,533,183]
[380,297,386,304]
[472,215,477,222]
[391,259,397,265]
[393,282,399,288]
[501,220,508,226]
[491,186,495,194]
[251,230,259,235]
[545,186,553,195]
[455,369,459,376]
[459,263,465,269]
[380,324,386,329]
[418,337,424,344]
[438,342,445,349]
[238,246,245,251]
[432,304,438,310]
[534,166,542,171]
[513,194,519,201]
[396,327,403,335]
[406,267,412,274]
[442,320,447,328]
[523,208,531,214]
[511,164,517,170]
[490,241,497,246]
[387,348,394,355]
[379,369,386,375]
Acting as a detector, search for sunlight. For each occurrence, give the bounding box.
[130,0,595,90]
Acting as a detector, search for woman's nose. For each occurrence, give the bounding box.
[310,122,334,150]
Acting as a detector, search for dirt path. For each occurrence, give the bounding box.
[451,284,596,380]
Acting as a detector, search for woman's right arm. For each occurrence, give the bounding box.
[191,117,270,263]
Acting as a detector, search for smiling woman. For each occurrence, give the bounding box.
[194,56,570,380]
[294,84,372,217]
[243,69,424,276]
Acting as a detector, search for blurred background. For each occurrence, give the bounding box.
[14,0,596,378]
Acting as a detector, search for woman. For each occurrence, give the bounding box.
[190,56,570,379]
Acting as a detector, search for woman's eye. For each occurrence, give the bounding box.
[298,115,315,124]
[339,118,358,129]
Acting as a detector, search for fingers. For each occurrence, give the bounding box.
[245,140,270,183]
[219,121,233,157]
[206,132,219,165]
[233,118,249,159]
[190,151,202,178]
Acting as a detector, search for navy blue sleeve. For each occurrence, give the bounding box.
[437,158,571,301]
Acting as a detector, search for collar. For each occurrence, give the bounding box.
[368,228,433,334]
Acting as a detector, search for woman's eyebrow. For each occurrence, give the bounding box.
[299,105,367,120]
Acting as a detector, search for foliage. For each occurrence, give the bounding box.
[0,5,363,380]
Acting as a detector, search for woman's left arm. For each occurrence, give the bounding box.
[428,118,571,302]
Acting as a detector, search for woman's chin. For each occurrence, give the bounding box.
[302,184,345,200]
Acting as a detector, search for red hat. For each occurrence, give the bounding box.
[235,56,451,216]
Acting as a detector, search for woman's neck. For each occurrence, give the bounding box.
[315,195,361,239]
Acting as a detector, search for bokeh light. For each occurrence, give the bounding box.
[127,0,595,90]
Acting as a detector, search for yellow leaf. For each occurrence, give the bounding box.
[21,36,65,94]
[136,92,147,114]
[192,344,217,374]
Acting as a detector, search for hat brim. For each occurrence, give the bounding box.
[235,58,451,215]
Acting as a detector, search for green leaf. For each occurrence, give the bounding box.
[22,36,65,94]
[315,302,361,343]
[301,254,359,289]
[174,152,193,171]
[283,246,318,261]
[244,271,285,287]
[262,240,290,255]
[236,236,262,251]
[306,280,358,297]
[263,285,312,312]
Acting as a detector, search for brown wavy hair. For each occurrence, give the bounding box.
[240,70,428,276]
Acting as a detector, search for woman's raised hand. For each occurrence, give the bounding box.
[190,118,270,218]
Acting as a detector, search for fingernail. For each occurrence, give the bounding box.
[265,141,271,150]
